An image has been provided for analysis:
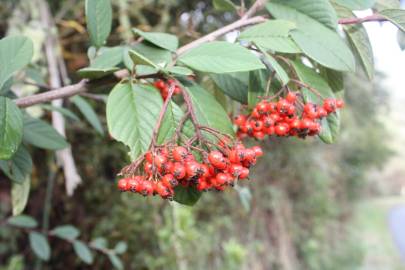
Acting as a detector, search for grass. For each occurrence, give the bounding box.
[354,196,404,270]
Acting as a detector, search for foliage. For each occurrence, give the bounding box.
[0,0,400,269]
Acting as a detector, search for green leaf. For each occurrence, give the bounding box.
[71,96,104,134]
[380,9,405,32]
[108,253,123,270]
[165,66,194,76]
[374,0,400,11]
[77,67,119,79]
[178,41,265,74]
[73,241,94,264]
[157,101,194,144]
[11,176,30,216]
[90,237,108,249]
[51,225,80,240]
[124,43,172,70]
[321,68,345,93]
[293,62,340,143]
[128,49,159,69]
[106,83,163,159]
[0,97,23,160]
[91,47,124,68]
[173,186,202,206]
[133,28,179,52]
[0,145,32,183]
[211,72,249,104]
[267,2,356,71]
[271,0,338,30]
[114,241,127,254]
[213,0,238,11]
[335,6,374,79]
[7,215,37,228]
[333,0,376,10]
[183,82,234,136]
[0,36,33,89]
[248,69,273,109]
[257,46,289,86]
[238,20,301,53]
[23,116,69,150]
[291,61,335,99]
[0,77,13,95]
[39,104,80,121]
[85,0,112,47]
[29,232,50,261]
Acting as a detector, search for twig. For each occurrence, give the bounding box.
[290,79,322,98]
[179,87,204,142]
[176,16,266,56]
[338,14,386,25]
[14,0,268,108]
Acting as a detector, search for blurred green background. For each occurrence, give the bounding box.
[1,0,404,269]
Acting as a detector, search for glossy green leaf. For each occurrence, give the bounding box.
[133,28,179,52]
[51,225,80,240]
[210,72,249,104]
[91,47,124,68]
[293,62,340,143]
[0,36,33,89]
[124,43,172,70]
[173,185,202,206]
[165,66,194,76]
[114,241,127,254]
[29,232,50,261]
[292,61,335,99]
[71,96,104,134]
[108,253,123,270]
[7,215,37,228]
[374,0,400,11]
[23,116,69,150]
[213,0,238,11]
[73,241,94,264]
[85,0,112,47]
[39,105,79,121]
[107,83,163,159]
[0,97,23,160]
[0,77,13,95]
[178,41,265,74]
[380,9,405,32]
[333,0,376,10]
[157,101,194,144]
[77,67,119,79]
[335,5,374,79]
[0,145,32,183]
[239,20,300,53]
[267,2,355,71]
[271,0,338,30]
[128,49,159,68]
[248,69,273,109]
[91,237,108,249]
[11,176,30,216]
[321,68,345,93]
[257,46,289,86]
[183,82,234,136]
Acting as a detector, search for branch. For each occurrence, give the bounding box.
[338,14,387,25]
[15,79,88,108]
[15,0,268,107]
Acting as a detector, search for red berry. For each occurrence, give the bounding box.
[252,120,264,131]
[118,178,129,191]
[275,123,289,136]
[142,181,154,196]
[172,146,189,161]
[185,161,201,179]
[336,99,344,108]
[154,80,165,89]
[171,162,186,179]
[251,108,261,119]
[256,101,269,114]
[162,174,178,188]
[228,164,244,177]
[208,151,227,170]
[234,115,246,126]
[317,107,328,118]
[251,146,263,157]
[304,103,317,119]
[128,177,140,192]
[299,118,312,130]
[286,92,297,103]
[253,131,265,140]
[323,98,336,113]
[215,173,229,185]
[239,168,250,179]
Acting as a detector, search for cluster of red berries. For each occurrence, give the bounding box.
[234,92,344,139]
[153,79,181,100]
[117,142,263,199]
